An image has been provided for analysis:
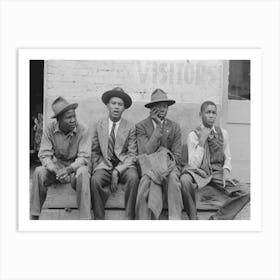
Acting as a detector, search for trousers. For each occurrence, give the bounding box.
[30,165,92,219]
[136,167,183,220]
[180,173,250,220]
[90,168,139,220]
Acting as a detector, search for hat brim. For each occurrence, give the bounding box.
[102,90,132,109]
[51,103,78,118]
[144,99,176,108]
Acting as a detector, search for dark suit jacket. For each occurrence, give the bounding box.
[92,117,137,175]
[136,117,182,165]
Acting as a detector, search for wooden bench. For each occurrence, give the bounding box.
[38,144,250,220]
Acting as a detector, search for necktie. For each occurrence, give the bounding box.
[108,122,116,160]
[160,120,166,147]
[209,129,215,139]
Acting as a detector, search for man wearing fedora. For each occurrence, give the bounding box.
[30,97,92,220]
[135,88,183,219]
[90,87,139,220]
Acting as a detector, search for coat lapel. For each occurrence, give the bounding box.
[162,119,172,147]
[99,118,109,158]
[115,118,127,151]
[145,117,155,139]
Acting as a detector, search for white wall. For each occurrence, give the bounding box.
[43,59,250,182]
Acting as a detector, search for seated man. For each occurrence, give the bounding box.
[90,87,139,220]
[30,97,92,220]
[180,100,250,220]
[135,88,183,220]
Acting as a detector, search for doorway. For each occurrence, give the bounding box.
[30,60,44,164]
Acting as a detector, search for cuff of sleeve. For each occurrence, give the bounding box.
[43,159,57,173]
[223,166,231,172]
[66,166,75,175]
[115,165,126,176]
[70,158,89,172]
[70,162,79,172]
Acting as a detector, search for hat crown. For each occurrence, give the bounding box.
[111,87,124,93]
[150,88,169,102]
[51,96,79,119]
[102,87,132,109]
[52,97,71,115]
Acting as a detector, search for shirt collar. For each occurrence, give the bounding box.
[54,121,77,135]
[201,123,217,133]
[151,118,165,128]
[108,118,122,126]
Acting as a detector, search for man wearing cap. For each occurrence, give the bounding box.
[30,97,92,220]
[90,87,139,220]
[135,88,183,220]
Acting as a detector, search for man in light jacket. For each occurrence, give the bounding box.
[180,100,250,220]
[90,87,139,220]
[30,97,92,220]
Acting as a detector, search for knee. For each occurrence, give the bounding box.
[90,171,102,188]
[33,166,47,177]
[180,174,192,185]
[239,184,250,196]
[168,170,179,183]
[130,170,139,183]
[33,166,48,186]
[127,170,139,186]
[180,174,194,192]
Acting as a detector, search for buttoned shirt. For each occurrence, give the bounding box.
[187,124,232,171]
[108,118,121,136]
[38,121,91,172]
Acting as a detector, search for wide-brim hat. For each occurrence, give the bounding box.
[102,87,132,109]
[51,96,78,118]
[144,88,175,108]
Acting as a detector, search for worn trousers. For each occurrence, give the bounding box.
[90,168,139,220]
[180,173,250,220]
[136,168,183,220]
[30,165,92,219]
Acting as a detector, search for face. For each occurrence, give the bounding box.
[200,104,217,128]
[107,97,125,121]
[151,102,169,120]
[58,109,77,132]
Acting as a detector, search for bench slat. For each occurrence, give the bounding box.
[39,209,219,220]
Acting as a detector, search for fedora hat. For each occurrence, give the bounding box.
[145,88,175,108]
[51,96,78,118]
[102,87,132,109]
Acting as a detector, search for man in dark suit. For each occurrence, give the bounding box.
[135,88,183,219]
[90,87,139,220]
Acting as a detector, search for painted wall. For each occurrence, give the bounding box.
[44,60,226,141]
[43,60,250,182]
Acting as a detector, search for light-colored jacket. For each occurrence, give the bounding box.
[91,117,137,175]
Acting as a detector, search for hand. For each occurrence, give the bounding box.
[197,127,211,147]
[56,168,69,182]
[150,107,162,125]
[110,169,119,193]
[51,167,60,176]
[59,175,71,184]
[222,168,230,187]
